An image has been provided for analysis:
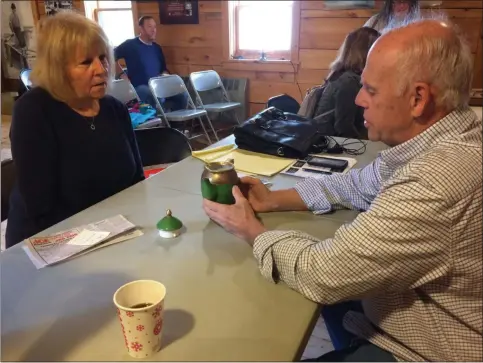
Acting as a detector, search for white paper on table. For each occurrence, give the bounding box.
[68,229,111,246]
[23,215,140,269]
[63,229,144,262]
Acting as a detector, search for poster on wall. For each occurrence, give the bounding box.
[159,0,199,25]
[44,0,74,17]
[324,1,375,9]
[1,1,37,79]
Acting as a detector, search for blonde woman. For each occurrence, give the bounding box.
[6,12,144,248]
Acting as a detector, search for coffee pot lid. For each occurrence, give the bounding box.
[156,209,183,232]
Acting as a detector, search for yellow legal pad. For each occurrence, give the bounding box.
[192,144,295,177]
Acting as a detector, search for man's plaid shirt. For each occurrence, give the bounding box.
[254,107,482,361]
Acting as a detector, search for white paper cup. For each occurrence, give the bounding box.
[113,280,167,359]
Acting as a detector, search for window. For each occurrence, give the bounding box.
[232,1,293,60]
[84,1,134,47]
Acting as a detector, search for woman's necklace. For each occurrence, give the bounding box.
[71,100,99,131]
[85,116,96,131]
[84,116,96,131]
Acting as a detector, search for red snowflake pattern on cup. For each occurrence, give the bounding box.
[136,325,145,331]
[126,311,134,317]
[152,306,162,318]
[131,341,143,352]
[153,318,163,336]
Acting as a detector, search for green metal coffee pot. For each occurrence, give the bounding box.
[201,159,240,205]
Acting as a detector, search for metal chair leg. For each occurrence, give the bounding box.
[197,117,213,145]
[162,115,171,128]
[234,110,241,125]
[203,113,219,142]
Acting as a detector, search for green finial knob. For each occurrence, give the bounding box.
[156,209,183,238]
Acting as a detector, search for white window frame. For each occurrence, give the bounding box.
[223,0,300,63]
[84,1,135,47]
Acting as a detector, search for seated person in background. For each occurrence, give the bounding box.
[6,12,144,249]
[203,20,482,362]
[365,0,420,32]
[114,16,188,112]
[312,27,380,139]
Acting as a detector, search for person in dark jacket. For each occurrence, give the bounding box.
[6,12,145,249]
[314,27,381,140]
[364,0,420,32]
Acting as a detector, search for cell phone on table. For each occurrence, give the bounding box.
[306,156,348,172]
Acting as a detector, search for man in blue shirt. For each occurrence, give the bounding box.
[114,16,187,112]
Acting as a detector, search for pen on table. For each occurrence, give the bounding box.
[302,168,332,175]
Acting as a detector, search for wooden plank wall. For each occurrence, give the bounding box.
[138,1,482,114]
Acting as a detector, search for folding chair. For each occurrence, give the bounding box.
[134,127,192,167]
[190,70,242,138]
[107,79,140,104]
[148,75,218,144]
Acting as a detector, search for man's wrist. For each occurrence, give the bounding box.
[264,192,278,212]
[245,223,268,246]
[266,189,307,212]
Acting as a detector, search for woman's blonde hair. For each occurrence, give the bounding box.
[326,27,381,82]
[30,11,114,103]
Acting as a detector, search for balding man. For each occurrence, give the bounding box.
[203,20,482,361]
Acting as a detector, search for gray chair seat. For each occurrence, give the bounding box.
[149,75,218,144]
[165,109,207,122]
[189,71,242,137]
[203,102,241,112]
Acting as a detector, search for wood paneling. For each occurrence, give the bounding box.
[474,35,483,90]
[302,9,376,18]
[221,60,295,73]
[300,0,483,9]
[168,64,190,76]
[249,103,267,116]
[300,18,368,49]
[435,1,483,9]
[214,68,296,83]
[297,69,329,84]
[163,46,222,66]
[133,0,483,115]
[452,17,482,52]
[299,49,338,70]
